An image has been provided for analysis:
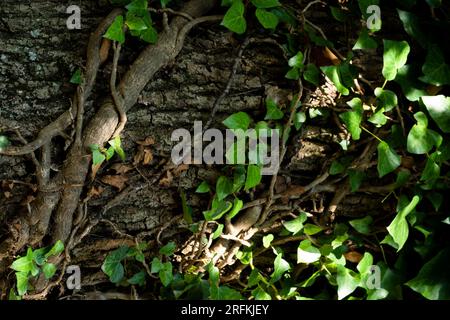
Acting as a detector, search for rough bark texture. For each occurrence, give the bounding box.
[0,0,389,297]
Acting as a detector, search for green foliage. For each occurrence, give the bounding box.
[0,135,10,152]
[10,241,64,296]
[382,40,410,81]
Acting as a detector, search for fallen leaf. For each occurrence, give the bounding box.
[173,164,189,177]
[143,149,153,165]
[91,163,102,180]
[111,163,134,174]
[344,251,363,263]
[4,191,11,199]
[87,186,104,198]
[101,175,128,191]
[137,136,155,146]
[159,170,173,188]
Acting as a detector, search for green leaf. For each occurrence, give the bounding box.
[125,12,147,31]
[283,212,307,234]
[336,265,359,300]
[221,0,247,34]
[0,135,10,152]
[265,99,284,120]
[212,224,224,240]
[397,9,429,49]
[251,0,280,8]
[349,216,373,235]
[255,8,279,29]
[92,149,106,166]
[339,98,363,140]
[128,271,146,286]
[126,0,147,14]
[216,176,233,201]
[304,224,323,235]
[11,256,33,273]
[227,198,243,220]
[195,181,210,193]
[368,108,388,127]
[262,234,274,248]
[377,141,401,178]
[252,287,272,300]
[297,239,321,264]
[421,95,450,133]
[387,195,420,251]
[104,15,125,44]
[8,289,21,300]
[419,45,450,86]
[223,111,251,130]
[394,65,427,102]
[330,6,348,22]
[374,88,398,111]
[349,169,365,192]
[270,253,290,283]
[108,136,126,161]
[353,28,377,50]
[406,248,450,299]
[45,240,64,258]
[244,165,262,190]
[357,252,373,274]
[294,111,307,130]
[42,263,57,279]
[105,146,115,161]
[407,112,441,154]
[140,26,158,44]
[382,40,410,81]
[421,153,440,182]
[321,65,350,95]
[159,262,173,287]
[303,63,320,86]
[70,69,82,84]
[285,67,300,80]
[101,246,129,283]
[159,241,176,256]
[151,257,163,273]
[204,200,232,221]
[15,272,29,296]
[288,51,304,68]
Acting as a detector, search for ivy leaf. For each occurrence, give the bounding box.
[127,271,146,286]
[339,98,363,140]
[285,67,300,80]
[195,181,210,193]
[294,111,306,130]
[377,141,401,177]
[126,0,148,14]
[387,195,420,251]
[283,212,307,234]
[303,63,320,86]
[421,95,450,133]
[421,152,440,182]
[125,12,147,31]
[10,255,33,273]
[252,287,272,300]
[245,165,261,190]
[375,88,398,111]
[159,241,176,256]
[42,263,57,279]
[255,8,279,29]
[419,45,450,86]
[221,0,247,34]
[45,240,64,258]
[212,224,224,240]
[70,69,82,84]
[140,26,158,44]
[394,65,427,102]
[223,112,251,130]
[159,262,173,287]
[336,265,359,300]
[203,200,232,221]
[349,216,373,235]
[101,246,129,283]
[382,40,410,81]
[265,99,284,120]
[251,0,280,8]
[104,15,125,44]
[108,136,126,161]
[407,112,442,154]
[15,272,29,296]
[270,253,290,283]
[321,65,350,95]
[348,169,365,192]
[216,176,233,201]
[304,224,323,235]
[368,108,388,127]
[297,239,321,264]
[406,248,450,299]
[227,198,243,220]
[151,257,163,273]
[288,51,304,68]
[262,234,274,248]
[353,28,377,50]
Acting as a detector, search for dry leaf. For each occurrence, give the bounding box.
[173,164,189,177]
[87,186,104,198]
[99,38,111,65]
[159,170,173,188]
[4,191,11,199]
[137,136,155,146]
[91,163,102,180]
[344,251,363,263]
[101,175,128,191]
[143,149,153,165]
[111,163,133,174]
